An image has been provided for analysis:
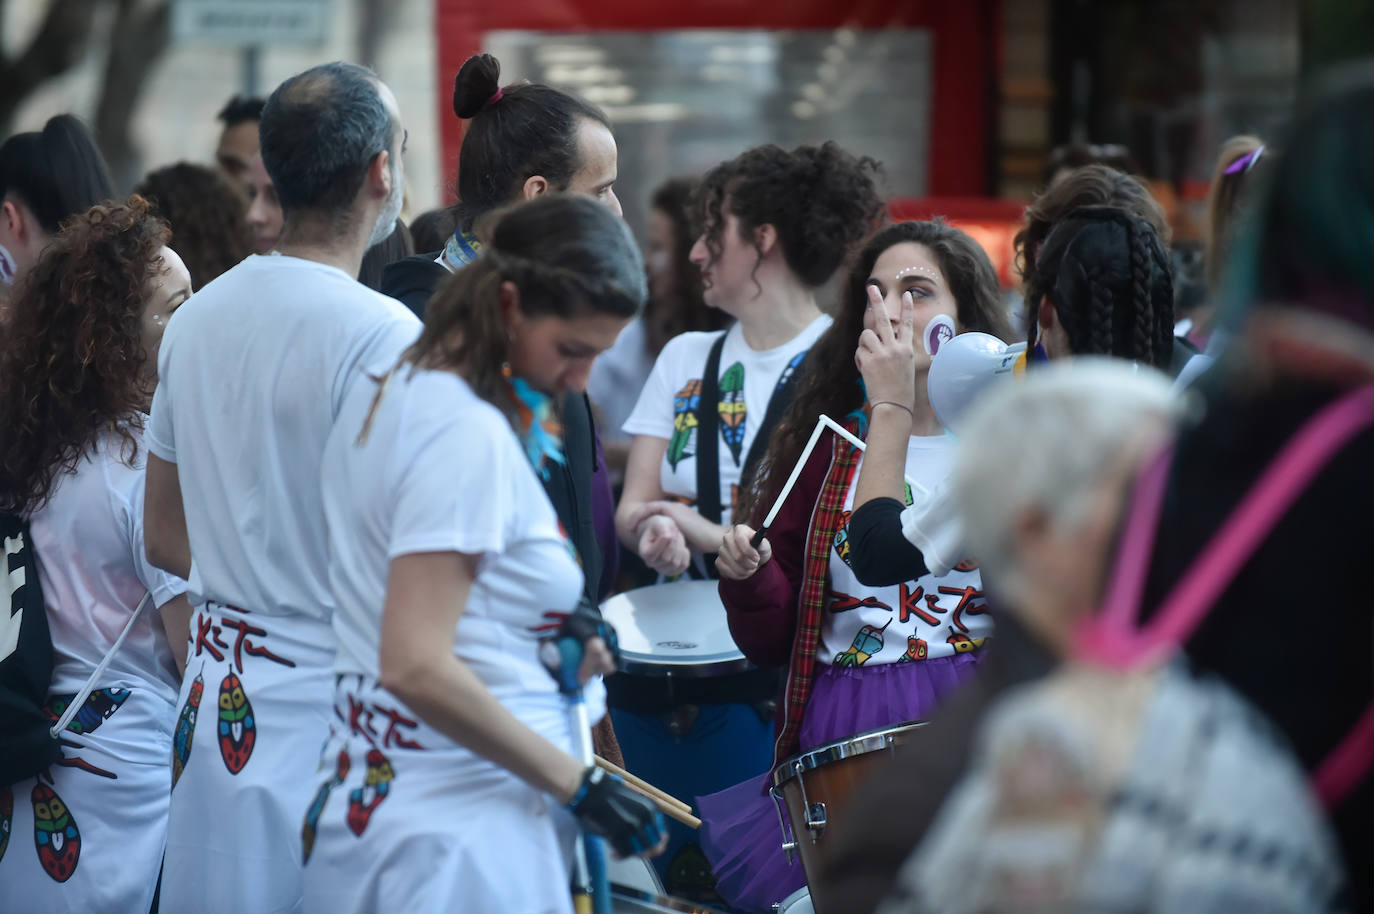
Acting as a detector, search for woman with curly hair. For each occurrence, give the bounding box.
[611,141,883,896]
[0,197,192,910]
[704,220,1012,911]
[135,161,254,288]
[590,176,733,480]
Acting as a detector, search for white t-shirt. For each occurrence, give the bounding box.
[588,316,655,445]
[819,434,992,666]
[622,316,831,526]
[30,428,186,703]
[147,254,420,621]
[323,367,585,700]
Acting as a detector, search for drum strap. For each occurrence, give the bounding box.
[697,334,811,541]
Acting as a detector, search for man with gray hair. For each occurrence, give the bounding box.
[144,62,418,913]
[819,359,1183,914]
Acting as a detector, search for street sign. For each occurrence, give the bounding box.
[172,0,332,46]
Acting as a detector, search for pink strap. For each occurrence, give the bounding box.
[1077,385,1374,808]
[1089,443,1174,646]
[1313,703,1374,809]
[1080,385,1374,666]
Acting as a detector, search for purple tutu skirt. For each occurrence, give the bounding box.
[696,652,985,913]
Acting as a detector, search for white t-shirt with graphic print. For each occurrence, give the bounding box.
[322,366,586,701]
[819,434,992,667]
[622,315,831,527]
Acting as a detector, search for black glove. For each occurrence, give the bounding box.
[566,766,665,857]
[541,600,620,695]
[560,599,620,662]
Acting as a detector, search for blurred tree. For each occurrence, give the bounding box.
[0,0,171,189]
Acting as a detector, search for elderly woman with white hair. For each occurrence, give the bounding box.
[833,360,1346,914]
[815,358,1184,912]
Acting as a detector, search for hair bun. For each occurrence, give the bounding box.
[453,53,502,120]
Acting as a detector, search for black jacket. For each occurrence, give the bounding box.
[380,253,605,608]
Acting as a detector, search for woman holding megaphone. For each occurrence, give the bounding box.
[698,219,1014,912]
[848,202,1179,594]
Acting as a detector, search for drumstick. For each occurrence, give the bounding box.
[749,420,825,549]
[595,755,694,815]
[749,414,928,549]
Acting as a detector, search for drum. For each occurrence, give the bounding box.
[601,580,751,677]
[770,722,926,914]
[774,887,814,913]
[603,581,777,900]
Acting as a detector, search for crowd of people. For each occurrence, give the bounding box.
[0,45,1370,914]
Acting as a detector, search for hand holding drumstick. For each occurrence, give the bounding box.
[716,523,772,581]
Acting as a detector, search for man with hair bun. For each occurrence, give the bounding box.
[145,61,418,913]
[381,51,628,763]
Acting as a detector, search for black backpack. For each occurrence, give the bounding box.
[1,512,60,786]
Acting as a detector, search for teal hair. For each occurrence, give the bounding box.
[1221,62,1374,332]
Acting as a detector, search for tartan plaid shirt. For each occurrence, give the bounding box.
[773,427,864,763]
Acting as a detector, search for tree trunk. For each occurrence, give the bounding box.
[94,0,171,191]
[0,0,103,134]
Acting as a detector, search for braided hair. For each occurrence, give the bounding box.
[401,194,646,432]
[1024,206,1174,369]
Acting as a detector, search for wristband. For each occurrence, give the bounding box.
[871,400,915,417]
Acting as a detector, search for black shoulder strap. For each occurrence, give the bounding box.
[694,334,727,526]
[1,512,61,786]
[548,392,602,607]
[739,349,810,500]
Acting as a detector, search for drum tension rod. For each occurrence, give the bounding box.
[794,760,828,843]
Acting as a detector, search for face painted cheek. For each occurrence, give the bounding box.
[0,243,17,285]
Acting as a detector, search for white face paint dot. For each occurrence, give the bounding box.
[895,266,939,284]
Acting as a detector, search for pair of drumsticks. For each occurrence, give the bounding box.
[594,755,701,829]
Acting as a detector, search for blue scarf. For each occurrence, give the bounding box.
[506,376,565,481]
[440,229,484,272]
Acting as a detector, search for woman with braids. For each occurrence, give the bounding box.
[697,220,1013,911]
[301,195,664,914]
[1014,162,1169,293]
[610,142,882,895]
[0,197,191,909]
[1022,206,1176,370]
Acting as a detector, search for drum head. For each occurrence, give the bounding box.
[771,720,927,788]
[600,581,748,676]
[776,887,814,913]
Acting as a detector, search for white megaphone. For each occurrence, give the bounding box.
[924,315,1027,434]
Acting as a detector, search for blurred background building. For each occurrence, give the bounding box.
[3,0,1370,281]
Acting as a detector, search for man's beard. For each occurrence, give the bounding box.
[366,161,404,248]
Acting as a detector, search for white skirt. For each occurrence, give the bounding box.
[0,684,173,912]
[302,677,581,914]
[159,602,335,914]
